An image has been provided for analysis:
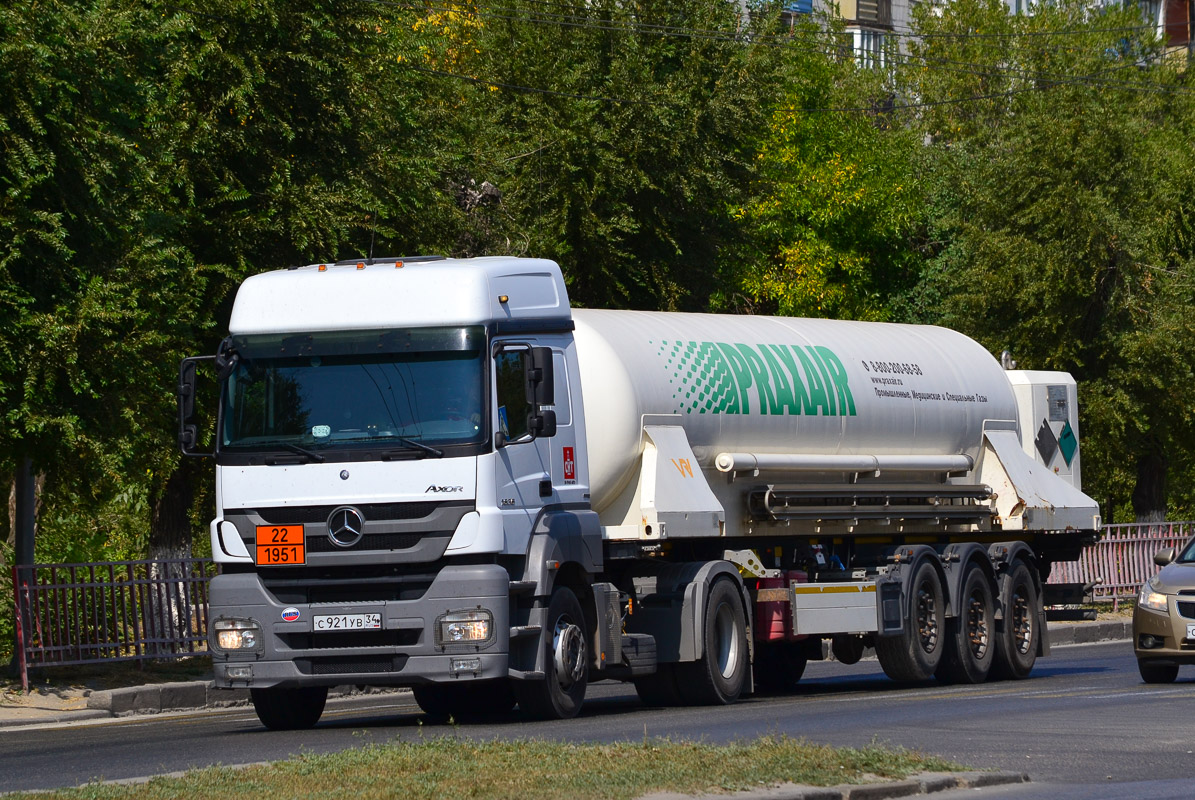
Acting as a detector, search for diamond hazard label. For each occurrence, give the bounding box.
[563,446,575,481]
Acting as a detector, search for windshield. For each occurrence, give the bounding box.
[1178,537,1195,563]
[221,327,485,455]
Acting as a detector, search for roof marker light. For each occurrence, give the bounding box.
[498,295,509,304]
[318,264,327,272]
[395,261,404,269]
[356,262,365,270]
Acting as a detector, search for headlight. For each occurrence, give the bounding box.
[1138,580,1169,613]
[436,609,493,645]
[213,618,264,651]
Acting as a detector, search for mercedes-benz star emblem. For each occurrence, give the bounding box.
[327,506,365,547]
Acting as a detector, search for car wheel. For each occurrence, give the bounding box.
[250,686,328,730]
[1138,659,1179,684]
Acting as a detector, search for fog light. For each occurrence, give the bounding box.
[1140,634,1162,649]
[451,657,482,674]
[226,665,253,680]
[436,609,493,645]
[213,618,263,651]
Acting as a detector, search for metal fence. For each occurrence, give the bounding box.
[11,558,216,691]
[1047,521,1195,608]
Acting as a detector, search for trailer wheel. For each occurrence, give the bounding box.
[991,560,1040,680]
[935,564,995,684]
[752,640,808,693]
[677,578,748,705]
[633,663,684,707]
[250,686,327,730]
[876,560,945,682]
[514,586,588,719]
[1138,660,1179,684]
[413,679,517,721]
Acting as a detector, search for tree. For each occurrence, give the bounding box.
[899,0,1195,521]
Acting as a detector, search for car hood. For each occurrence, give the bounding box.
[1154,561,1195,593]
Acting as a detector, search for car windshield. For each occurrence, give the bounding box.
[1177,538,1195,563]
[221,327,485,453]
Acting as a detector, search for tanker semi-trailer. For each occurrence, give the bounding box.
[178,255,1101,728]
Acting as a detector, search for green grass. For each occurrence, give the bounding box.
[8,735,966,800]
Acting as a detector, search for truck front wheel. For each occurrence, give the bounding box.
[514,586,588,719]
[677,578,748,705]
[250,686,327,730]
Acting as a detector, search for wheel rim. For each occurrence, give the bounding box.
[713,601,742,679]
[552,615,585,689]
[916,582,939,653]
[1010,588,1033,655]
[966,588,990,660]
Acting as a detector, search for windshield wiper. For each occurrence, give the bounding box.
[381,437,443,459]
[266,443,326,463]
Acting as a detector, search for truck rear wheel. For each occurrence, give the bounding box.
[677,578,748,705]
[876,560,945,682]
[413,679,517,721]
[935,564,995,684]
[991,560,1040,680]
[250,686,327,730]
[514,586,588,719]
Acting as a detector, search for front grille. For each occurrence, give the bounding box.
[306,532,430,553]
[281,630,421,650]
[1178,601,1195,619]
[260,565,437,604]
[297,655,408,675]
[233,501,454,525]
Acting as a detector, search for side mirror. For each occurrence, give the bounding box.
[178,355,216,458]
[1154,548,1177,567]
[528,409,557,439]
[525,346,555,406]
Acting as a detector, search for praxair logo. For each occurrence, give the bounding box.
[426,485,464,493]
[656,341,856,417]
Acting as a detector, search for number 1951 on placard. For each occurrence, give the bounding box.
[255,525,306,565]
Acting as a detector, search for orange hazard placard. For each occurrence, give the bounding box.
[255,524,306,565]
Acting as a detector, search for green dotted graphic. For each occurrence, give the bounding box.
[657,340,738,414]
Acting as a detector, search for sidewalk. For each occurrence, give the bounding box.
[0,618,1131,730]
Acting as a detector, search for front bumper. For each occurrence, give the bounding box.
[1133,601,1195,665]
[209,563,511,689]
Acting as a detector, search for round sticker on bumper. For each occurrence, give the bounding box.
[281,607,300,622]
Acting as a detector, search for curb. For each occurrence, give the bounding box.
[639,771,1029,800]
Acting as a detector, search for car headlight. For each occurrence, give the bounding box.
[1138,579,1169,613]
[435,609,493,646]
[213,618,264,651]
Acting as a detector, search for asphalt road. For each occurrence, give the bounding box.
[2,640,1193,797]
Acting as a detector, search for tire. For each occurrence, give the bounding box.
[676,578,749,705]
[752,640,808,693]
[876,560,945,682]
[991,560,1040,681]
[1138,660,1179,684]
[633,663,684,707]
[513,586,588,720]
[413,679,517,721]
[935,564,995,685]
[250,686,328,730]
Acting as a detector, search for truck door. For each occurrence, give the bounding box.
[493,342,561,552]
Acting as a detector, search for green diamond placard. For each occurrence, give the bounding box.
[1058,420,1077,466]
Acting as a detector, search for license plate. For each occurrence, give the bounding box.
[255,525,306,565]
[1187,623,1195,641]
[313,613,382,631]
